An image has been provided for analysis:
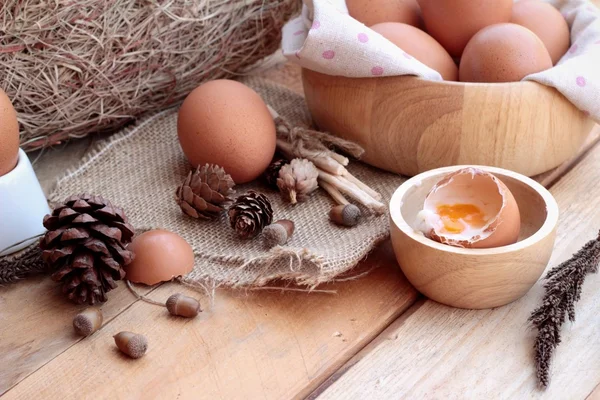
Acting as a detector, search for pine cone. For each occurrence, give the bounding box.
[176,164,235,219]
[277,158,319,204]
[263,159,288,189]
[228,191,273,239]
[40,194,135,305]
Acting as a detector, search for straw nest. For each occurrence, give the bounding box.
[0,0,300,151]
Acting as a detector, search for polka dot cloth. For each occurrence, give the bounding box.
[322,50,335,60]
[371,66,384,76]
[282,0,600,122]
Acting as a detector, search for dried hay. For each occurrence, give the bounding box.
[0,0,300,151]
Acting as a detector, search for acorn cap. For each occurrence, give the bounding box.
[114,331,148,359]
[263,220,295,248]
[166,293,201,318]
[330,204,361,227]
[73,308,103,337]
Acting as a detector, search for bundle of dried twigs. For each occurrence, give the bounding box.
[0,0,299,151]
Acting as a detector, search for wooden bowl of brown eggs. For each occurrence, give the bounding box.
[302,0,595,177]
[389,165,559,309]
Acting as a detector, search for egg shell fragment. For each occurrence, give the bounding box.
[417,168,521,249]
[125,229,194,285]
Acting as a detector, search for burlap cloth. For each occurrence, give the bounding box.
[46,77,405,288]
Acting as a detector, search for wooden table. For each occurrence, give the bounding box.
[1,62,600,400]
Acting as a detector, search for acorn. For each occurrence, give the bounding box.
[166,293,201,318]
[73,308,103,337]
[113,331,148,359]
[262,220,295,248]
[329,204,362,227]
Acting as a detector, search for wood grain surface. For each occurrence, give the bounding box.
[302,69,594,178]
[0,278,153,395]
[2,244,418,400]
[315,142,600,400]
[2,58,600,399]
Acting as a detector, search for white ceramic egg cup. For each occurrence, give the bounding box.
[0,149,50,256]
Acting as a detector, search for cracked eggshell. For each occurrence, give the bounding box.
[416,167,520,249]
[125,229,194,285]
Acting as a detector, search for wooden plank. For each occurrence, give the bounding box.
[588,384,600,400]
[315,140,600,399]
[536,126,600,188]
[0,277,154,395]
[0,134,155,395]
[2,242,418,400]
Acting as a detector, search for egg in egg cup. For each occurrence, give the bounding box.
[0,149,50,256]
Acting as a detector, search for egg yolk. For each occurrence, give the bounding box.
[436,204,487,234]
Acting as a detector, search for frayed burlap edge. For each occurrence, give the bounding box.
[43,78,401,291]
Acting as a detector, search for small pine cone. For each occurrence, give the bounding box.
[176,164,235,219]
[263,159,288,189]
[40,194,135,305]
[277,158,319,204]
[228,191,273,239]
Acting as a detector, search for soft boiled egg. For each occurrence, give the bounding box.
[416,168,521,249]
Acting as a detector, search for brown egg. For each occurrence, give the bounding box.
[511,0,570,65]
[347,0,422,27]
[459,23,553,83]
[125,230,194,285]
[416,168,521,249]
[177,80,276,184]
[371,22,458,81]
[417,0,513,57]
[0,88,20,176]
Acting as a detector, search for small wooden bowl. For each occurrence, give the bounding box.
[302,69,594,177]
[389,165,558,309]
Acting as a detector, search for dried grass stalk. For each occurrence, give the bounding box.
[0,0,300,151]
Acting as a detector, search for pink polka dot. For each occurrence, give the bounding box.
[358,33,369,43]
[576,76,586,87]
[583,110,590,117]
[311,20,320,29]
[569,44,578,54]
[595,40,600,45]
[295,50,301,59]
[403,52,413,59]
[371,66,384,76]
[587,6,595,12]
[322,50,335,60]
[293,30,304,36]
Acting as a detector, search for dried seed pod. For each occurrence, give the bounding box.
[113,331,148,359]
[166,293,201,318]
[263,220,295,248]
[277,158,319,204]
[73,308,103,337]
[263,158,288,189]
[330,204,362,227]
